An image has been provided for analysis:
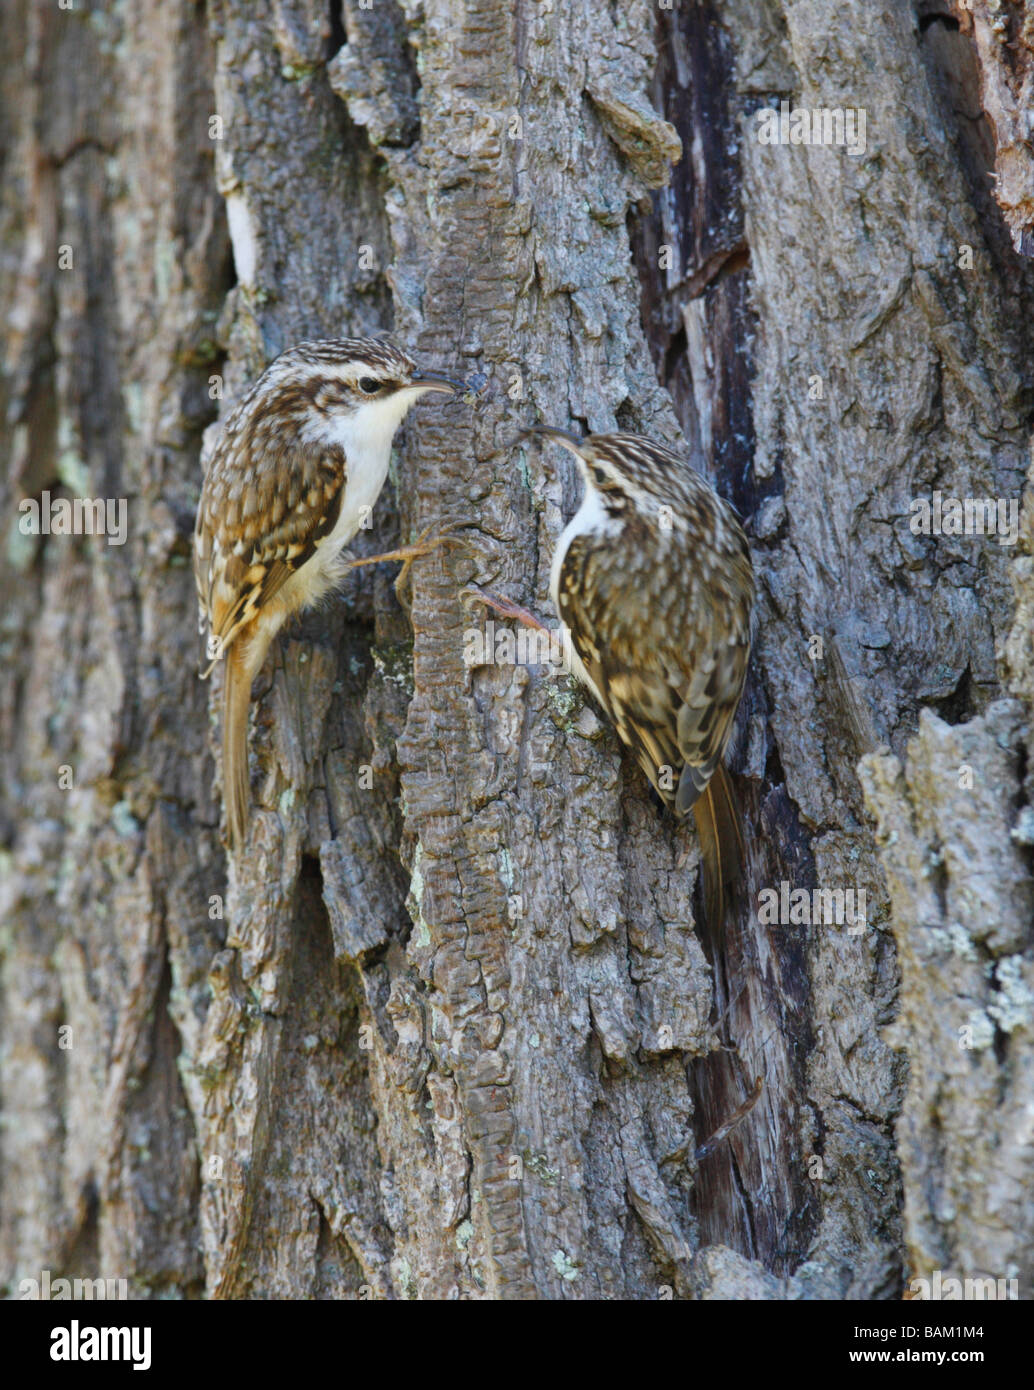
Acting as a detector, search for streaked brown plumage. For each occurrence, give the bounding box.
[194,336,460,850]
[529,426,755,930]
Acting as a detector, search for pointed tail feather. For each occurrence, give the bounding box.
[691,764,744,934]
[222,640,254,852]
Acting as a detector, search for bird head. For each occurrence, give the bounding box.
[255,336,463,452]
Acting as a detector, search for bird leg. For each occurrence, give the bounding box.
[346,524,464,593]
[463,584,552,633]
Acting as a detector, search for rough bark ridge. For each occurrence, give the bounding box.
[958,0,1034,254]
[1,0,1032,1300]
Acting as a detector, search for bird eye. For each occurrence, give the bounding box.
[358,377,381,394]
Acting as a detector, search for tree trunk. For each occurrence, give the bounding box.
[2,0,1032,1301]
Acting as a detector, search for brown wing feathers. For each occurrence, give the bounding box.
[195,442,345,674]
[556,480,752,931]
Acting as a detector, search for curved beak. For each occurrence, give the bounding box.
[409,369,464,395]
[517,424,583,446]
[510,424,586,459]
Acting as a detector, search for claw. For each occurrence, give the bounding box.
[346,524,466,595]
[462,585,551,633]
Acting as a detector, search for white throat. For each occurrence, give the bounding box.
[316,388,429,550]
[549,481,619,610]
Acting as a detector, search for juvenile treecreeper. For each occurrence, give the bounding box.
[522,426,755,931]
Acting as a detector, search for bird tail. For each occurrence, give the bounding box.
[692,763,744,935]
[222,640,254,852]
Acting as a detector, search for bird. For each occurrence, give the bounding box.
[524,425,755,931]
[194,336,462,850]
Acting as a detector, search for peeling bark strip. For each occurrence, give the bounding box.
[2,0,1034,1303]
[861,700,1034,1288]
[957,0,1034,255]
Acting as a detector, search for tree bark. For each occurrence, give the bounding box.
[2,0,1032,1301]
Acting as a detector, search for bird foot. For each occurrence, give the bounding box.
[463,585,551,633]
[347,525,464,593]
